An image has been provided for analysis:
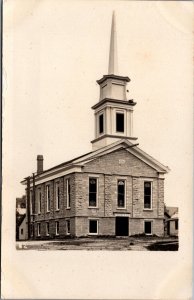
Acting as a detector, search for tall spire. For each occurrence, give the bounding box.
[108,11,118,75]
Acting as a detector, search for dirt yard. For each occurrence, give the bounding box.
[16,236,178,251]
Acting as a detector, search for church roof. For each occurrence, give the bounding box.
[21,139,169,185]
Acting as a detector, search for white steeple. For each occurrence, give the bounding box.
[91,12,137,150]
[108,11,118,75]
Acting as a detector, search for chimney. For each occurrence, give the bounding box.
[37,155,44,174]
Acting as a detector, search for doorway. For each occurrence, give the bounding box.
[115,217,129,236]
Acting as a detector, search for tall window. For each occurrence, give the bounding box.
[38,189,41,214]
[46,222,49,236]
[175,220,178,230]
[116,112,124,132]
[46,185,50,212]
[55,182,60,210]
[89,178,97,207]
[66,220,70,234]
[37,223,41,236]
[117,180,125,208]
[66,179,71,208]
[144,221,152,235]
[144,182,152,209]
[89,219,98,235]
[30,190,33,214]
[55,221,59,235]
[99,113,104,134]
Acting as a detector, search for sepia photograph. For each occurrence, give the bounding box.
[2,0,193,299]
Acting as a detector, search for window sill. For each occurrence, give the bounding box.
[66,207,71,210]
[46,211,50,213]
[55,209,60,212]
[143,209,153,211]
[88,206,99,209]
[55,234,59,236]
[88,233,98,236]
[117,207,127,210]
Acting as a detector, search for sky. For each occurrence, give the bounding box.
[3,0,193,208]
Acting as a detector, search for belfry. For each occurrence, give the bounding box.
[91,12,137,150]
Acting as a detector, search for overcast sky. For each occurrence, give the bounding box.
[3,0,193,208]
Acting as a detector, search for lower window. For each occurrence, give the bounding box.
[89,219,98,234]
[144,221,152,235]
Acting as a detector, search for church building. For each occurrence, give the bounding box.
[21,13,169,239]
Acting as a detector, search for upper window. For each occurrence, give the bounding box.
[116,112,124,132]
[117,180,125,208]
[55,182,60,210]
[89,178,97,207]
[66,179,71,208]
[38,189,41,214]
[144,181,152,209]
[99,113,104,134]
[46,185,51,212]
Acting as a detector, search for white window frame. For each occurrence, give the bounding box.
[46,222,49,236]
[38,188,41,214]
[88,219,99,235]
[66,219,70,235]
[66,178,71,209]
[55,181,60,211]
[37,223,41,237]
[115,109,126,135]
[88,176,99,208]
[55,221,59,236]
[117,178,127,209]
[46,185,50,212]
[143,180,153,210]
[144,220,153,235]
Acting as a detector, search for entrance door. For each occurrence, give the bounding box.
[115,217,129,236]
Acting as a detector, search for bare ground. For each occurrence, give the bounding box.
[16,236,178,251]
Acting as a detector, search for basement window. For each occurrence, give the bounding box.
[117,180,125,208]
[37,223,41,237]
[55,221,59,235]
[144,221,152,235]
[116,112,124,133]
[99,113,104,134]
[46,222,49,236]
[89,219,98,235]
[144,181,152,209]
[89,178,98,207]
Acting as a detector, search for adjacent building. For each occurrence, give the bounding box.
[21,13,169,239]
